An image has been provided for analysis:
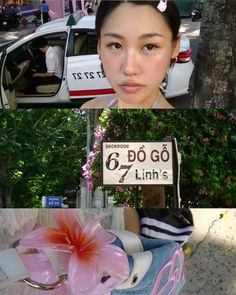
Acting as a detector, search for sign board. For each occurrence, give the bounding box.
[42,196,62,207]
[102,141,174,186]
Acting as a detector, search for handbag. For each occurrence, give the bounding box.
[18,231,185,295]
[110,230,185,295]
[5,209,185,295]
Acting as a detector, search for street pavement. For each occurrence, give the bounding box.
[181,209,236,295]
[180,18,201,63]
[0,23,36,45]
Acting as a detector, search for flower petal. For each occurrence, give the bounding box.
[82,220,115,246]
[21,252,70,295]
[68,251,103,295]
[52,209,83,245]
[19,228,73,252]
[99,244,129,281]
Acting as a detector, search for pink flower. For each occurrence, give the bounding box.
[213,112,224,120]
[224,177,232,183]
[116,186,124,193]
[20,209,129,295]
[123,201,130,208]
[89,151,95,160]
[94,171,101,177]
[229,112,236,120]
[87,183,93,191]
[202,137,209,144]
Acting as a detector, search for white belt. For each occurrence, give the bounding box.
[109,230,143,254]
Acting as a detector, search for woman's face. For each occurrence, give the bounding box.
[97,3,180,108]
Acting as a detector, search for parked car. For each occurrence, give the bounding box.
[0,11,194,109]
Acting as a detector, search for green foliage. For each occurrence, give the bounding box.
[87,109,236,207]
[0,109,87,207]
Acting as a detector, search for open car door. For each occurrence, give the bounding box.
[0,49,17,109]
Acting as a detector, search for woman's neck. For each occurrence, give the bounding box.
[116,91,173,109]
[117,91,161,109]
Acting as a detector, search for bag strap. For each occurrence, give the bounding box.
[115,251,152,290]
[0,249,29,289]
[109,230,152,290]
[109,230,143,254]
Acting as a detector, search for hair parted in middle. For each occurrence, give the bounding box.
[95,0,180,41]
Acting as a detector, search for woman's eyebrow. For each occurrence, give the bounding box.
[139,33,164,39]
[103,32,164,39]
[103,33,124,39]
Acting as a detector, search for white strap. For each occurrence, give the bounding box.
[42,249,68,276]
[0,249,29,289]
[115,251,152,290]
[109,230,143,254]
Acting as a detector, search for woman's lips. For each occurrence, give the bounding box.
[119,82,144,94]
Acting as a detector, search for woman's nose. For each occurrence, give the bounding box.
[121,50,140,76]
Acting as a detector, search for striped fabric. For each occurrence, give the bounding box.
[137,209,194,245]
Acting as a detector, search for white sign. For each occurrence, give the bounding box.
[102,141,174,185]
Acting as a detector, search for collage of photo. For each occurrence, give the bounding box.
[0,1,235,295]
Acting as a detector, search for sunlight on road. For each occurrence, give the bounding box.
[180,19,201,37]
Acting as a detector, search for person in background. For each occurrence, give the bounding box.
[85,0,94,15]
[27,37,64,94]
[41,0,49,23]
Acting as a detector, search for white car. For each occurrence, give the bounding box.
[0,11,194,109]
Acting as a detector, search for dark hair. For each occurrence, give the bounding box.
[33,37,48,49]
[95,0,180,41]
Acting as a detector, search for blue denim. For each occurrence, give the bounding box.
[112,236,185,295]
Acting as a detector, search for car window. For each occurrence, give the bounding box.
[71,31,98,56]
[45,32,67,50]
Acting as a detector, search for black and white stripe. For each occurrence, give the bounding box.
[138,209,194,245]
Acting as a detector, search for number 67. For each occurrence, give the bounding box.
[105,153,133,183]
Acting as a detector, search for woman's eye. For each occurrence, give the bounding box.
[143,44,158,51]
[107,43,121,50]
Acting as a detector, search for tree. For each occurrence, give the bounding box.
[0,109,87,207]
[190,0,236,108]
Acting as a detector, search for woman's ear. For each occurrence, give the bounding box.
[171,34,180,59]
